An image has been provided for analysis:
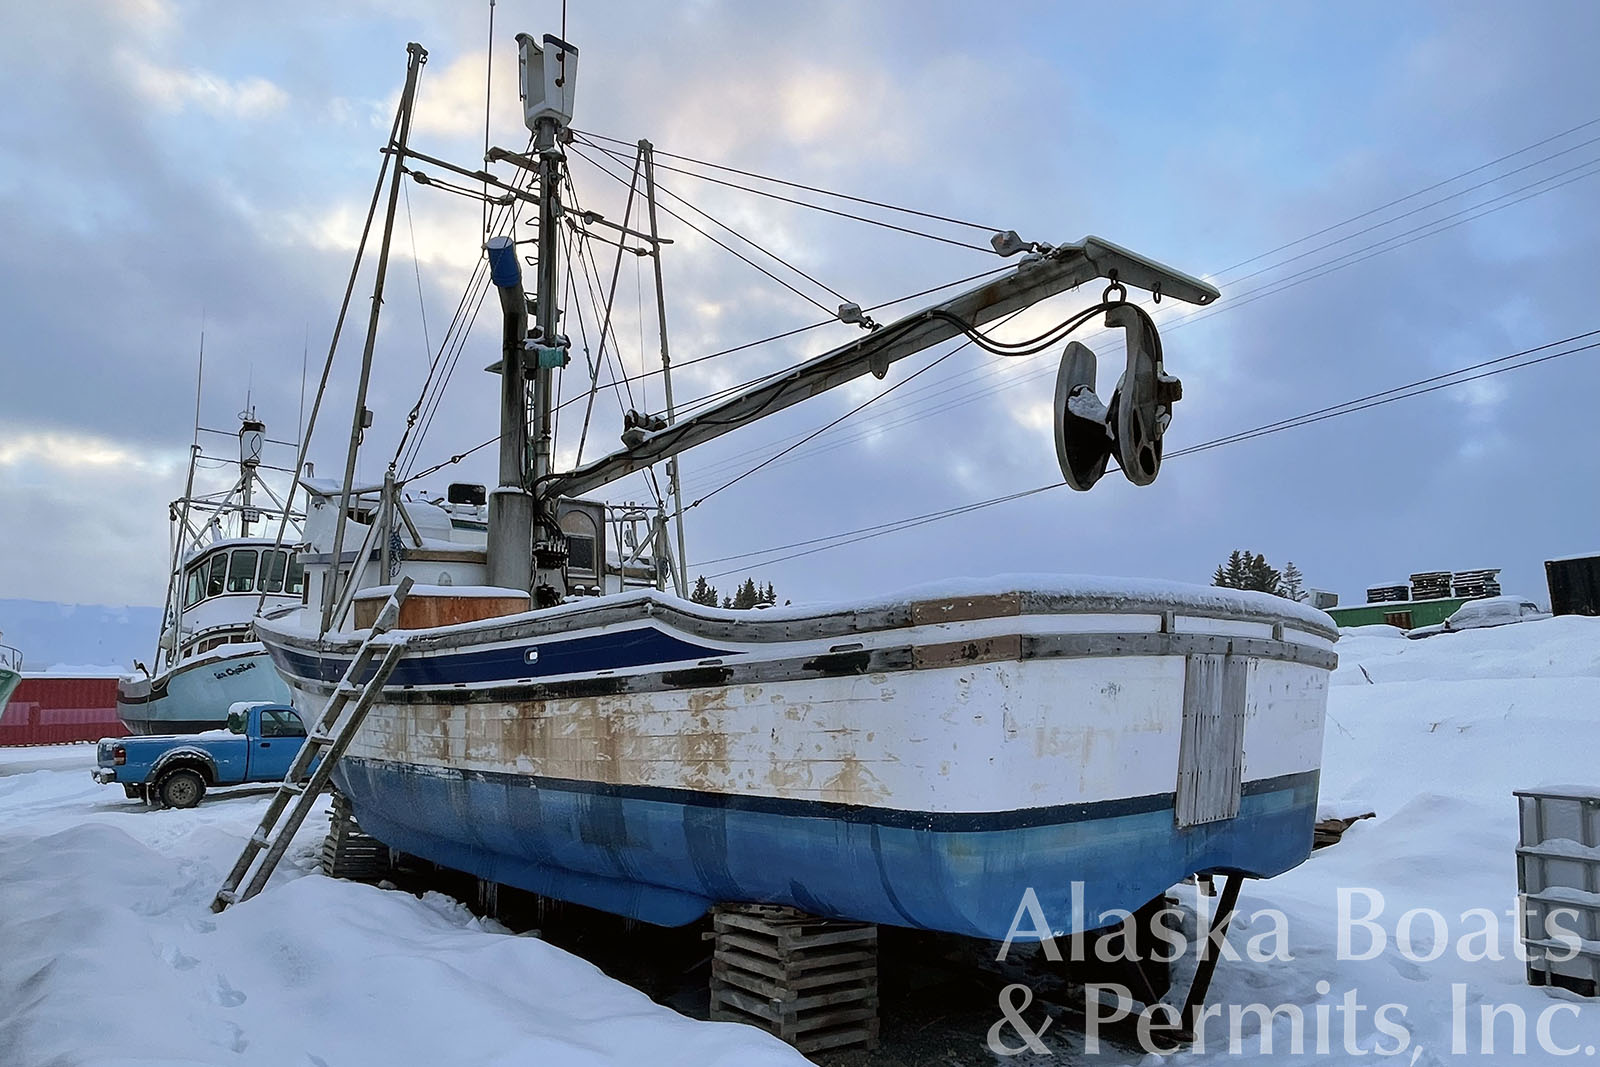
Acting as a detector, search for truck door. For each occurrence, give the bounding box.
[253,706,307,781]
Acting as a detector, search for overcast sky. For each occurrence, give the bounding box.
[2,0,1598,616]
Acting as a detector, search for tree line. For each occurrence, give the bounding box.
[1212,550,1307,601]
[689,575,781,609]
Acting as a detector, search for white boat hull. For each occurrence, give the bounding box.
[257,577,1336,937]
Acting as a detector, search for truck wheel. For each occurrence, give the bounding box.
[157,769,206,809]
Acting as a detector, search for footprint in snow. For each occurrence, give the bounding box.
[159,943,199,971]
[211,974,247,1007]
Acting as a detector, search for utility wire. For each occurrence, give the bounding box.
[694,327,1600,576]
[1212,114,1600,277]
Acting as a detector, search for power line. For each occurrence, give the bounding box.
[1213,114,1600,277]
[693,327,1600,576]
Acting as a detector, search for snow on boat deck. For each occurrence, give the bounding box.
[4,615,1600,1063]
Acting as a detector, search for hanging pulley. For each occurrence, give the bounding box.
[1053,302,1181,490]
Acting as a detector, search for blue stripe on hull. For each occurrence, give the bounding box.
[272,626,734,688]
[336,757,1318,939]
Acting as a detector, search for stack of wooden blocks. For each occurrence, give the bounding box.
[1408,571,1453,600]
[320,792,392,882]
[709,903,880,1054]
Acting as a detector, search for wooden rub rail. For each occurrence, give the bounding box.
[709,904,879,1054]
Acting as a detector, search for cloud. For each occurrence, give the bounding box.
[122,55,289,118]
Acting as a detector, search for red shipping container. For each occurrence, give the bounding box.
[0,675,127,746]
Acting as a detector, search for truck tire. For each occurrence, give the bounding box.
[157,768,206,809]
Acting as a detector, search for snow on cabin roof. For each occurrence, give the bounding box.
[1546,550,1600,564]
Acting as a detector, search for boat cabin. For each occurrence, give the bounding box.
[169,539,304,660]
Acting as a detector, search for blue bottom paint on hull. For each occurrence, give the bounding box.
[336,756,1318,940]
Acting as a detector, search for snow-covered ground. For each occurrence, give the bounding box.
[2,616,1598,1064]
[0,752,807,1065]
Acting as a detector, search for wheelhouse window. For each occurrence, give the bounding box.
[259,550,287,593]
[286,555,304,595]
[226,549,258,593]
[184,563,206,608]
[206,553,227,597]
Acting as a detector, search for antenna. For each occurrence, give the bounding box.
[193,310,206,447]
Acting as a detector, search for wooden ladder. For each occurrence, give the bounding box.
[211,577,413,913]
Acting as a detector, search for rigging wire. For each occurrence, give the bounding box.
[694,328,1600,577]
[681,149,1600,491]
[579,135,996,253]
[572,127,1007,234]
[571,144,840,315]
[682,305,1038,513]
[402,179,434,368]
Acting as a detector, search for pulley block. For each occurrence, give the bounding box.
[1053,304,1181,490]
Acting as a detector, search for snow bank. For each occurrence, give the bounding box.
[0,750,804,1066]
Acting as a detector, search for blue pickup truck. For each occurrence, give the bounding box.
[94,702,315,808]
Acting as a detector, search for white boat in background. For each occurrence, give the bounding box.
[118,414,303,734]
[250,32,1339,941]
[0,633,22,711]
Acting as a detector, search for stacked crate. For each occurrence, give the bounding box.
[1409,571,1453,600]
[1516,787,1600,996]
[1366,584,1410,604]
[321,792,393,882]
[1453,568,1502,599]
[709,904,879,1054]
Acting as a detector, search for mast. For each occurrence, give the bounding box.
[503,32,578,604]
[321,42,427,634]
[640,140,688,596]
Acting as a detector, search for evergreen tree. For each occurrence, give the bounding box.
[734,577,760,610]
[1280,561,1306,602]
[721,595,733,609]
[1212,549,1282,594]
[689,575,719,607]
[763,582,777,606]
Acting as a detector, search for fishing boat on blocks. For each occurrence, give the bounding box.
[251,33,1337,942]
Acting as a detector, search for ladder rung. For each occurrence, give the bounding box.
[249,829,270,848]
[336,681,362,695]
[215,890,238,904]
[278,781,306,795]
[308,734,334,747]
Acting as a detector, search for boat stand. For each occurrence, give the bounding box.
[1170,871,1246,1045]
[708,903,880,1054]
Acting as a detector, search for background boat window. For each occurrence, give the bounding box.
[205,553,227,598]
[183,563,205,607]
[286,555,305,595]
[259,550,287,593]
[227,549,258,593]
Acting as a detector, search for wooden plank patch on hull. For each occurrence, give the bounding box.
[709,904,879,1054]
